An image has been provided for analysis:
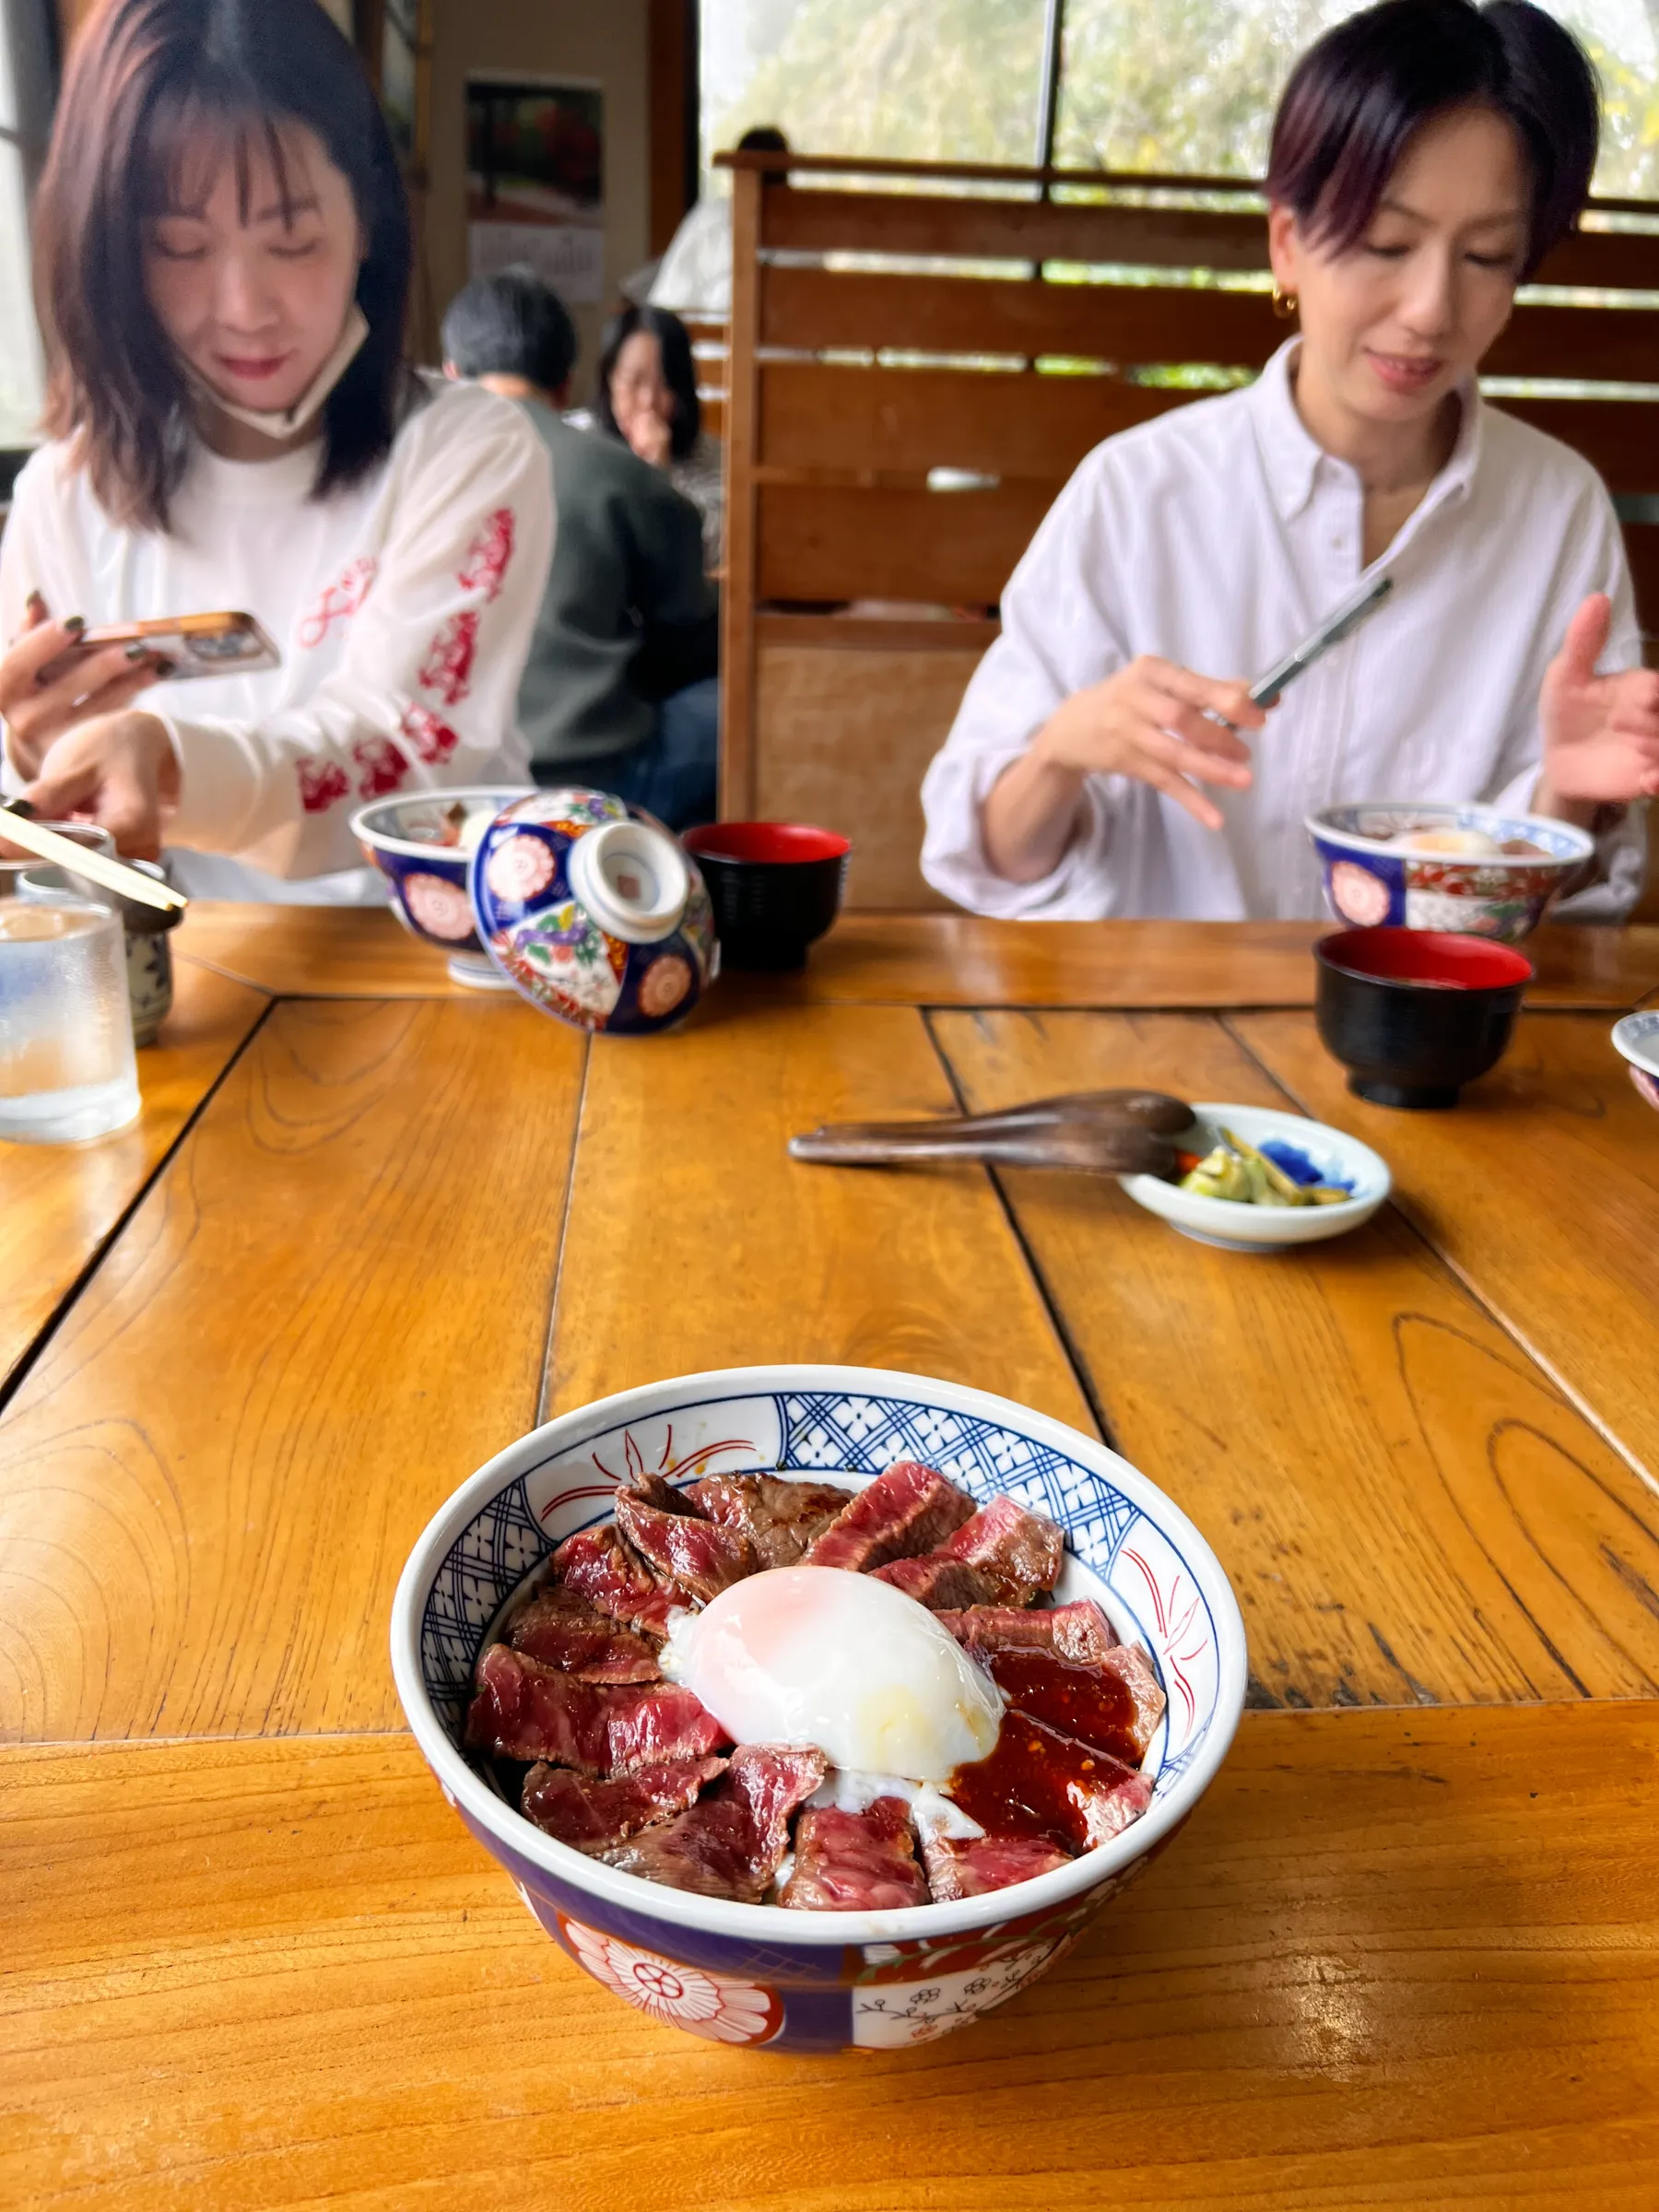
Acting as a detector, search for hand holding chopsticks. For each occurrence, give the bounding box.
[0,800,187,914]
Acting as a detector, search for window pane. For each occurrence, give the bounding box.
[701,0,1052,176]
[0,138,44,445]
[1053,1,1659,198]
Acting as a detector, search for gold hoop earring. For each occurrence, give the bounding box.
[1272,286,1300,321]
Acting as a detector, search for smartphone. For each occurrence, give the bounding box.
[39,610,281,686]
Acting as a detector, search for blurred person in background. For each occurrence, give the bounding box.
[922,0,1659,922]
[572,303,724,571]
[0,0,550,899]
[644,123,791,324]
[444,269,719,831]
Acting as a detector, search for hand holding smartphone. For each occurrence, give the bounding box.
[37,611,282,687]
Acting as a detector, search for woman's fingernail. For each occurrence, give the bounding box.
[151,656,177,678]
[125,641,149,661]
[64,615,86,635]
[25,590,45,618]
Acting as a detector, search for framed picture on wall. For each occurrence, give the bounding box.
[465,76,606,305]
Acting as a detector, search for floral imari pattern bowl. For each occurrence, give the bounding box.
[391,1365,1248,2053]
[352,785,532,989]
[1613,1011,1659,1113]
[1307,802,1592,944]
[469,789,716,1034]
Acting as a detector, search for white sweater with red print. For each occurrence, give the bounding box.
[0,377,553,899]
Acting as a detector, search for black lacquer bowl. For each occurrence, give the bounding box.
[1314,926,1535,1109]
[682,822,851,971]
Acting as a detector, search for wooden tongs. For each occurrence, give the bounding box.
[789,1088,1196,1176]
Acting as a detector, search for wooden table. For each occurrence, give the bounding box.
[5,908,1658,2208]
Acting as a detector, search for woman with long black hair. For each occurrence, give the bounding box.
[922,0,1659,921]
[0,0,552,896]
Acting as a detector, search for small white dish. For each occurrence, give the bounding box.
[1118,1101,1391,1253]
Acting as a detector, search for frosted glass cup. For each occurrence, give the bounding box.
[0,885,140,1143]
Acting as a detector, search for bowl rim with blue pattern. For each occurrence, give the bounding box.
[350,784,535,861]
[1306,800,1594,869]
[390,1362,1248,1947]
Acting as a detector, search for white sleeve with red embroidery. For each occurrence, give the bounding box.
[161,388,554,878]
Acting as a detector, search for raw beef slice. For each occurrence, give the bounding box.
[780,1797,930,1912]
[465,1645,727,1773]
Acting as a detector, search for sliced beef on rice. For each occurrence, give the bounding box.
[935,1597,1117,1667]
[620,1470,706,1518]
[987,1642,1167,1767]
[603,1743,826,1902]
[553,1523,683,1637]
[615,1488,757,1604]
[936,1495,1064,1603]
[687,1474,852,1570]
[921,1830,1073,1901]
[870,1555,1003,1610]
[465,1644,728,1772]
[780,1796,930,1912]
[509,1583,663,1683]
[802,1462,977,1574]
[520,1753,728,1853]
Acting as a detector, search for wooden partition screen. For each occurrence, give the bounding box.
[715,150,1659,909]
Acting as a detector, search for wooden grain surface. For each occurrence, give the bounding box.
[174,906,1659,1013]
[1234,1009,1659,1487]
[933,1008,1659,1711]
[177,901,467,998]
[0,997,585,1745]
[6,1703,1657,2211]
[545,999,1093,1434]
[0,961,267,1394]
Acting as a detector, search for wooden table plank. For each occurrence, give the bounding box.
[0,961,268,1395]
[176,904,1659,1012]
[5,1706,1656,2210]
[0,997,585,1745]
[546,999,1094,1433]
[932,1008,1659,1711]
[177,901,465,999]
[1233,1010,1659,1488]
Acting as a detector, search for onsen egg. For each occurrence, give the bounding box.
[661,1565,1004,1781]
[1393,827,1503,859]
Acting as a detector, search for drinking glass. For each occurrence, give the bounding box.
[0,881,140,1143]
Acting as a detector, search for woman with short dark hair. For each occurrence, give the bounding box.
[0,0,551,895]
[583,303,724,569]
[923,0,1659,921]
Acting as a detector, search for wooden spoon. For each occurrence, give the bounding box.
[796,1087,1195,1148]
[789,1118,1176,1175]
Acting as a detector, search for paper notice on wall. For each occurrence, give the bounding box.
[465,76,606,307]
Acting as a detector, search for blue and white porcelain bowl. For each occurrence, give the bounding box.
[1307,801,1592,944]
[1612,1011,1659,1113]
[352,785,532,989]
[391,1364,1247,2053]
[470,788,716,1035]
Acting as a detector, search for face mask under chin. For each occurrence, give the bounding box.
[184,301,371,441]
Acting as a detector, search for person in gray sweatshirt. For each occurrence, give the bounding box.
[441,268,718,830]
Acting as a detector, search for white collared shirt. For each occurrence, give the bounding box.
[921,341,1643,920]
